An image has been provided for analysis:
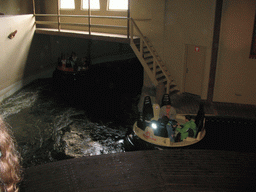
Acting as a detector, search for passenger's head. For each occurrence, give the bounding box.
[166,104,172,109]
[185,115,192,121]
[0,117,22,192]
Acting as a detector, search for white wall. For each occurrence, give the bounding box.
[0,15,54,102]
[213,0,256,104]
[163,0,216,99]
[0,0,32,15]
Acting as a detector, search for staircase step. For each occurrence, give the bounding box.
[149,66,161,72]
[144,55,153,60]
[143,52,152,58]
[156,73,165,79]
[156,71,163,75]
[168,84,177,89]
[143,47,155,53]
[133,38,140,44]
[169,89,180,95]
[147,61,154,66]
[144,57,153,63]
[131,35,179,94]
[150,68,161,74]
[163,80,174,85]
[143,50,150,54]
[143,50,152,55]
[157,76,166,82]
[164,83,179,94]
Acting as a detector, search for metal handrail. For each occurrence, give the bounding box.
[34,14,128,20]
[130,18,171,92]
[34,14,129,34]
[33,0,130,36]
[36,21,127,29]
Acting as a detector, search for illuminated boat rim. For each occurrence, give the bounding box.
[132,116,206,148]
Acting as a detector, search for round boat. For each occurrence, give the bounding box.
[124,96,206,151]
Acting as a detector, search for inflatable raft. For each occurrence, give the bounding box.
[124,96,206,151]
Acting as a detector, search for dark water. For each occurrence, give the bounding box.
[0,59,144,168]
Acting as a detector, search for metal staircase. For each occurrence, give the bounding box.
[129,18,179,95]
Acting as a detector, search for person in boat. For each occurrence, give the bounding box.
[159,94,177,142]
[165,119,177,142]
[70,52,79,71]
[159,94,177,120]
[78,57,89,71]
[176,115,197,141]
[0,117,22,192]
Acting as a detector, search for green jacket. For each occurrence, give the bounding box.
[177,120,197,140]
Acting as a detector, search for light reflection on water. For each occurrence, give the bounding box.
[0,78,140,168]
[0,91,38,119]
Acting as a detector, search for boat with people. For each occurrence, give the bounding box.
[52,52,90,94]
[124,94,206,151]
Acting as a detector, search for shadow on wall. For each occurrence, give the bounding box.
[23,34,54,81]
[22,32,139,97]
[0,0,33,15]
[52,57,144,121]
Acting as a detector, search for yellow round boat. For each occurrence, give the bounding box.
[124,100,206,151]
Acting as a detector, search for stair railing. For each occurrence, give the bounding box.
[130,18,171,93]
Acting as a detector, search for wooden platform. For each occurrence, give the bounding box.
[21,149,256,192]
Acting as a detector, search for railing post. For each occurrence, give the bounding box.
[153,58,156,78]
[140,38,143,57]
[127,0,130,40]
[88,0,91,35]
[166,79,170,94]
[32,0,35,15]
[130,19,133,43]
[57,0,60,31]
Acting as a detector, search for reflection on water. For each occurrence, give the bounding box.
[0,91,38,119]
[0,77,141,168]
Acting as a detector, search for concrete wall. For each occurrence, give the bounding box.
[131,0,215,100]
[131,0,256,105]
[163,0,216,100]
[0,0,32,15]
[131,0,165,60]
[1,0,256,105]
[48,35,135,65]
[0,15,56,102]
[213,0,256,104]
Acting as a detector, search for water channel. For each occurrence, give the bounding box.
[0,60,144,168]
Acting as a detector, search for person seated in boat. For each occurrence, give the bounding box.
[78,57,89,71]
[165,119,177,142]
[158,94,177,142]
[70,52,80,71]
[176,115,197,141]
[159,94,177,120]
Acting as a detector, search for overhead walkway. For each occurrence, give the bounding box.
[34,11,180,95]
